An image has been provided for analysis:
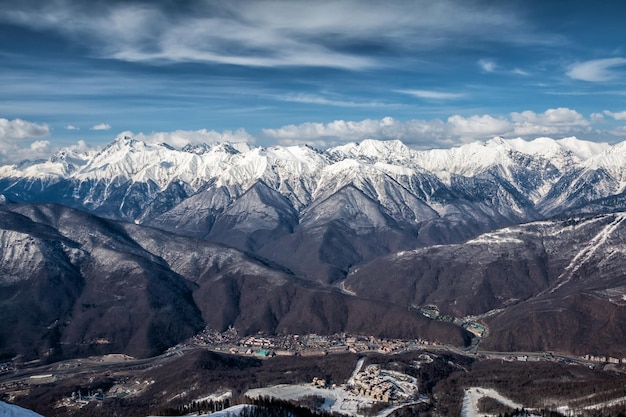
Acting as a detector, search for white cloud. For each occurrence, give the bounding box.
[608,125,626,137]
[117,128,255,148]
[29,140,50,152]
[1,1,552,69]
[0,117,51,164]
[66,139,95,153]
[0,140,52,164]
[0,117,50,141]
[263,117,450,148]
[478,59,497,73]
[65,124,80,130]
[396,89,464,100]
[0,138,99,165]
[90,123,111,131]
[263,108,595,147]
[512,68,530,76]
[509,108,590,136]
[590,112,605,122]
[447,114,511,138]
[567,58,626,82]
[603,110,626,120]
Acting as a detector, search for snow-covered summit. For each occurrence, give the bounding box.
[413,136,608,177]
[327,139,415,164]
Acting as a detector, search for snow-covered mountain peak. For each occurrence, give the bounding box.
[0,144,96,179]
[326,139,413,164]
[50,146,95,163]
[485,136,508,147]
[582,140,626,180]
[554,136,609,159]
[81,138,184,177]
[414,139,514,178]
[412,136,609,178]
[356,138,411,156]
[182,142,213,154]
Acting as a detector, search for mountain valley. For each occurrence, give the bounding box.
[2,136,626,416]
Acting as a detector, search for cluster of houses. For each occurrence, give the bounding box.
[352,366,393,402]
[582,354,626,364]
[179,328,437,358]
[350,365,406,403]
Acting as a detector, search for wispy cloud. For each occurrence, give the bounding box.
[0,0,554,69]
[478,59,497,73]
[567,57,626,82]
[90,123,111,131]
[512,68,530,76]
[65,124,79,130]
[273,93,393,108]
[396,89,464,100]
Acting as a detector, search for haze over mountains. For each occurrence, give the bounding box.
[1,136,626,361]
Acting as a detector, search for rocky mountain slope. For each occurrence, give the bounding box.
[0,203,467,362]
[2,136,626,359]
[2,136,624,282]
[344,212,626,356]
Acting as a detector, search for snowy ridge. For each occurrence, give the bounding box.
[0,135,623,231]
[0,135,609,186]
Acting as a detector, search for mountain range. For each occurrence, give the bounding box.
[1,136,626,360]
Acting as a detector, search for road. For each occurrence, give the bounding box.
[0,343,600,389]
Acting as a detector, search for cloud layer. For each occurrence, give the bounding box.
[262,108,596,147]
[2,107,626,164]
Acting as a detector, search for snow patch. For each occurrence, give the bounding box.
[0,401,45,417]
[246,384,376,416]
[461,387,524,417]
[550,213,626,293]
[467,231,524,246]
[194,391,233,404]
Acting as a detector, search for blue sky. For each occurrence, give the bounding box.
[1,0,626,162]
